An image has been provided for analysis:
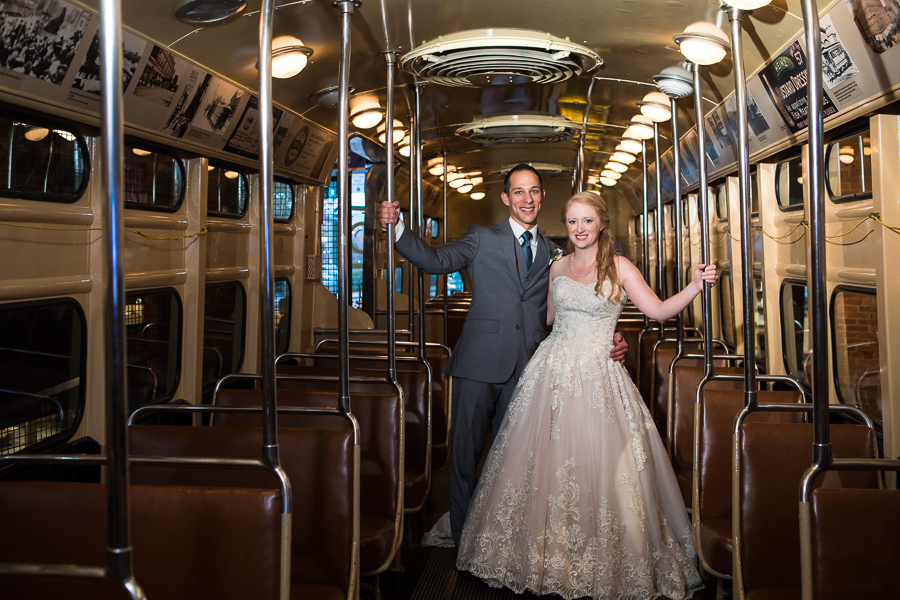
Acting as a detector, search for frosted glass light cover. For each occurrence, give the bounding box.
[678,22,728,66]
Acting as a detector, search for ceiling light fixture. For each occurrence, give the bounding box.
[449,177,469,189]
[399,144,410,157]
[310,85,355,109]
[625,115,654,140]
[351,108,384,130]
[23,126,49,142]
[377,119,406,144]
[599,177,616,187]
[725,0,773,9]
[601,170,621,180]
[470,192,485,200]
[618,138,643,154]
[224,170,239,179]
[174,0,246,24]
[132,148,152,156]
[606,161,628,173]
[270,42,313,79]
[653,64,694,99]
[457,184,474,194]
[675,22,730,66]
[611,151,636,165]
[638,91,672,122]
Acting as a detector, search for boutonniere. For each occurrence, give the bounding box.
[549,248,564,265]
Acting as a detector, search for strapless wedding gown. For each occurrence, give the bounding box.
[456,276,702,599]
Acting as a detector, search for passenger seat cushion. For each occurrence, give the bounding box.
[698,517,733,576]
[360,515,395,573]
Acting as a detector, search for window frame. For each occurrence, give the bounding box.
[829,284,881,424]
[779,279,811,390]
[273,176,296,223]
[0,108,90,204]
[825,127,872,204]
[123,137,186,213]
[774,153,805,212]
[0,296,88,456]
[206,159,252,219]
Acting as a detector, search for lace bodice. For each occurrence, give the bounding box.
[547,276,626,349]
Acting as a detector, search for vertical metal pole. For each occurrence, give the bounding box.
[574,78,594,194]
[728,7,757,405]
[336,0,356,414]
[383,52,397,380]
[407,111,416,339]
[99,0,142,593]
[258,0,280,467]
[414,84,426,360]
[800,0,831,461]
[694,62,714,377]
[654,122,666,340]
[442,150,449,346]
[642,140,650,330]
[671,98,685,356]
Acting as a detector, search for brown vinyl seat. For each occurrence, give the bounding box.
[615,319,643,384]
[215,384,397,579]
[807,487,900,600]
[650,342,704,444]
[0,480,283,600]
[737,422,878,600]
[129,421,356,599]
[307,354,433,512]
[695,390,803,578]
[668,364,743,506]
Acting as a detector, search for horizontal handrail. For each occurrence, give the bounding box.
[801,459,900,501]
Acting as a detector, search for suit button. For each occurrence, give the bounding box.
[516,324,520,329]
[525,277,529,282]
[521,297,525,302]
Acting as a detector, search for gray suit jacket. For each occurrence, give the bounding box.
[396,220,558,384]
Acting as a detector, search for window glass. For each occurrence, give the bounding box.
[275,278,291,357]
[719,271,735,348]
[207,164,249,217]
[321,175,339,297]
[776,155,804,209]
[124,144,185,210]
[395,267,403,293]
[0,116,87,202]
[202,283,246,392]
[126,290,182,412]
[430,275,438,297]
[750,169,759,215]
[831,289,881,421]
[0,299,85,455]
[274,179,294,222]
[715,184,728,220]
[780,282,809,386]
[432,219,440,239]
[447,272,465,293]
[826,130,872,201]
[753,276,766,365]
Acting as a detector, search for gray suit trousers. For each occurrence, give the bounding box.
[449,367,523,548]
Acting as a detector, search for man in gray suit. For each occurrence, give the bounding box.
[378,164,627,547]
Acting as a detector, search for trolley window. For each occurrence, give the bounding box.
[780,282,810,387]
[447,272,465,293]
[715,183,728,221]
[775,155,804,210]
[719,270,735,349]
[126,289,182,411]
[0,114,88,203]
[430,275,438,298]
[753,275,766,366]
[0,299,86,456]
[826,130,872,202]
[202,282,246,391]
[275,278,291,357]
[830,287,881,422]
[750,168,759,216]
[273,178,294,223]
[124,143,185,211]
[207,162,249,218]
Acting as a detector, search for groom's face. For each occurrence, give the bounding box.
[501,170,544,229]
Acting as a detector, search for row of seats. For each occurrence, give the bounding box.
[619,306,895,598]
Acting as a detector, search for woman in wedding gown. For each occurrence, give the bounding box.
[456,191,715,599]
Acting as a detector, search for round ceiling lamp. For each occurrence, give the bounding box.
[611,151,636,165]
[601,169,621,180]
[399,143,410,157]
[429,163,449,176]
[653,64,694,99]
[377,119,406,144]
[174,0,246,24]
[470,192,485,200]
[725,0,772,8]
[351,108,384,130]
[625,115,654,140]
[675,22,730,66]
[23,127,49,142]
[457,184,474,194]
[269,37,312,79]
[132,148,151,156]
[618,137,643,154]
[449,177,469,189]
[606,161,628,173]
[599,177,616,186]
[638,91,672,122]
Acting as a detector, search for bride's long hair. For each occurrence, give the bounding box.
[561,191,622,301]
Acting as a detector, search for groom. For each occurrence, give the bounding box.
[378,164,627,547]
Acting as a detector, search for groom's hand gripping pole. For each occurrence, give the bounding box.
[378,200,401,229]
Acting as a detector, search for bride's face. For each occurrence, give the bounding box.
[565,201,603,251]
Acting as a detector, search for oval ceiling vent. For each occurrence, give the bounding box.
[456,114,582,144]
[400,28,602,87]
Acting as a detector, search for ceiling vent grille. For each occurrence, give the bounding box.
[456,114,582,144]
[400,28,602,87]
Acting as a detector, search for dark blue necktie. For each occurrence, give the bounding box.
[520,230,533,270]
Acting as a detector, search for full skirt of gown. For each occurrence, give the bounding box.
[456,277,702,600]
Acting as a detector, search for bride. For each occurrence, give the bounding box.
[456,191,714,599]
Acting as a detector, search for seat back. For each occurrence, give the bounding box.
[807,487,900,600]
[669,365,743,504]
[650,342,703,441]
[638,332,667,405]
[0,480,283,600]
[737,422,878,596]
[129,421,355,596]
